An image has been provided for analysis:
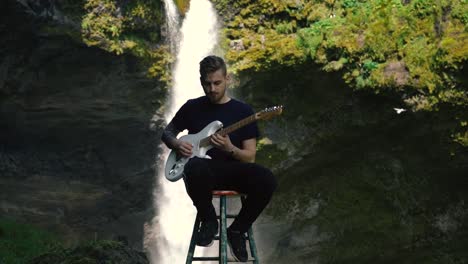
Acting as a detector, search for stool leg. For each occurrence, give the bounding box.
[186,214,201,264]
[247,227,259,264]
[219,195,228,264]
[241,196,260,263]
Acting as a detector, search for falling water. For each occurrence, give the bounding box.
[145,0,219,263]
[162,0,180,52]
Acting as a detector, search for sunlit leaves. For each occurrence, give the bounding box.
[147,45,174,84]
[215,0,466,114]
[80,0,170,83]
[212,0,467,146]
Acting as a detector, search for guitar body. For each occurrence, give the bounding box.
[165,120,223,182]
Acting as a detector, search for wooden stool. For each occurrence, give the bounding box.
[186,190,260,263]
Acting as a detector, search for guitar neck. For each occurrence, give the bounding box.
[220,114,257,136]
[200,114,257,147]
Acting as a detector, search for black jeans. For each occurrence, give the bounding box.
[183,157,277,233]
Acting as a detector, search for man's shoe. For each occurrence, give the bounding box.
[227,228,248,262]
[196,219,218,247]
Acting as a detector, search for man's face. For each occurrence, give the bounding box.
[201,69,229,104]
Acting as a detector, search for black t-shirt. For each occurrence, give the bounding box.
[171,96,259,161]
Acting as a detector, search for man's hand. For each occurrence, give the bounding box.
[175,140,193,157]
[210,133,234,153]
[211,134,257,163]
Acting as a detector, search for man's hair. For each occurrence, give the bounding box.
[199,55,227,79]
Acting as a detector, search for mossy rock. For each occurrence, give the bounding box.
[29,240,149,264]
[0,218,59,264]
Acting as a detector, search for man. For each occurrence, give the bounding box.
[161,55,277,262]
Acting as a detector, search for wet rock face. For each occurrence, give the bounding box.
[0,0,165,248]
[238,66,468,263]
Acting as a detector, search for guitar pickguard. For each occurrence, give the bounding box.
[165,121,223,182]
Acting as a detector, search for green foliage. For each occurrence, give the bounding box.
[256,137,288,170]
[215,0,308,72]
[78,239,123,252]
[454,121,468,147]
[174,0,191,15]
[147,45,175,84]
[81,0,162,54]
[213,0,467,144]
[0,218,59,264]
[0,219,142,264]
[79,0,172,84]
[275,21,296,34]
[81,0,125,54]
[29,240,146,264]
[297,18,341,62]
[215,0,467,103]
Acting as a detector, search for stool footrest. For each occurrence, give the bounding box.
[192,257,221,261]
[214,235,252,243]
[192,258,258,262]
[217,214,238,219]
[192,257,258,262]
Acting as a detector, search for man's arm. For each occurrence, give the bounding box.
[161,121,180,149]
[210,134,256,163]
[161,121,193,157]
[233,138,256,163]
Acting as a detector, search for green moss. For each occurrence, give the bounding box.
[215,0,467,103]
[256,138,288,170]
[34,239,150,264]
[0,218,60,264]
[79,0,171,84]
[214,0,467,145]
[174,0,191,15]
[454,121,468,147]
[146,45,175,85]
[81,0,163,54]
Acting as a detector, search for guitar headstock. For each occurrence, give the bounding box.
[256,105,283,120]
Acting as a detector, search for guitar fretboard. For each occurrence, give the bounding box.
[199,114,257,147]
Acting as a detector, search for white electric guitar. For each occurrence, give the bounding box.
[165,105,283,182]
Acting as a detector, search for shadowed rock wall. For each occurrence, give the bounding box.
[0,0,165,249]
[238,65,468,264]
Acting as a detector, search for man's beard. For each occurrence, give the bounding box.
[207,91,224,103]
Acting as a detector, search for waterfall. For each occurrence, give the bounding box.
[162,0,180,52]
[144,0,220,263]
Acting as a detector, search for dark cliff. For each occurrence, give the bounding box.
[0,0,166,252]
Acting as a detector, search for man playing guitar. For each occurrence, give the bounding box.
[161,55,277,262]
